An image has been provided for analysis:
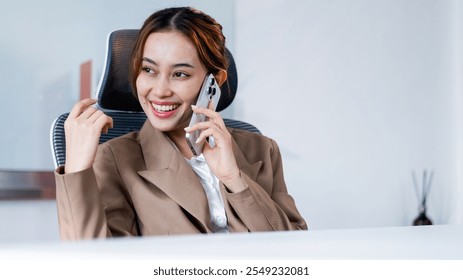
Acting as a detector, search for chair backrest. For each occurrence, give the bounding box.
[51,29,260,168]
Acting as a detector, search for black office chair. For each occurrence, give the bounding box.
[51,29,260,168]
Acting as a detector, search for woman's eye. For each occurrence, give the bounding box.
[173,72,189,78]
[141,66,155,74]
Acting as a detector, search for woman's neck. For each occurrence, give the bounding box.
[165,129,195,159]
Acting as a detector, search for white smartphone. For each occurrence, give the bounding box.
[185,73,222,156]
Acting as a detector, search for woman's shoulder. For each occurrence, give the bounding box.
[95,131,146,172]
[97,131,142,156]
[228,127,278,151]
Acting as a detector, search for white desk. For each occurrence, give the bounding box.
[1,224,462,259]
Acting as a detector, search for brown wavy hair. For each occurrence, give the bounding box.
[130,7,228,96]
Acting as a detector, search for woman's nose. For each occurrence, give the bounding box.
[152,77,173,98]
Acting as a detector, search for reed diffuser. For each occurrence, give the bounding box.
[411,170,433,226]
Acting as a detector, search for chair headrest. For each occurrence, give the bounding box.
[97,29,237,112]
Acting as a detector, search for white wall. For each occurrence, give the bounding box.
[234,0,462,229]
[456,0,463,228]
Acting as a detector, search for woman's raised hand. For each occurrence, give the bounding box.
[64,98,113,173]
[185,105,246,193]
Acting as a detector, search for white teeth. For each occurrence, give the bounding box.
[151,103,179,112]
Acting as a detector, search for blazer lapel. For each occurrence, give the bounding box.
[137,122,211,232]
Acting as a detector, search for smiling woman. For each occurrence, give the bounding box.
[54,7,307,240]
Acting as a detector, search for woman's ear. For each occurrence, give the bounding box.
[215,70,228,87]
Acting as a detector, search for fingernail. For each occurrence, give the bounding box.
[184,127,190,131]
[191,105,198,109]
[195,138,201,144]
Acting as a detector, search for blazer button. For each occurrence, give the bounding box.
[215,216,226,226]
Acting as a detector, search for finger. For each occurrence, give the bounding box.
[191,105,226,130]
[87,109,105,123]
[185,119,228,140]
[68,98,97,119]
[207,100,215,110]
[191,105,220,119]
[185,119,215,133]
[94,114,113,134]
[79,106,99,120]
[196,127,224,145]
[102,123,109,134]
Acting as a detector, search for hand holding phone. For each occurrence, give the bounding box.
[185,73,221,156]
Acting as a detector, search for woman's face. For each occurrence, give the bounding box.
[136,31,208,133]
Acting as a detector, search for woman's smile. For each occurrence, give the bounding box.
[150,101,181,119]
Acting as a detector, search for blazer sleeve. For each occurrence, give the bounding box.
[224,138,308,231]
[54,143,138,240]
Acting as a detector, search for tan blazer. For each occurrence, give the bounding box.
[55,121,307,240]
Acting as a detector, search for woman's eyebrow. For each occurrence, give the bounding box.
[172,63,194,69]
[142,57,157,65]
[142,58,194,69]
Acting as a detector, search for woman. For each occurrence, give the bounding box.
[55,7,307,240]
